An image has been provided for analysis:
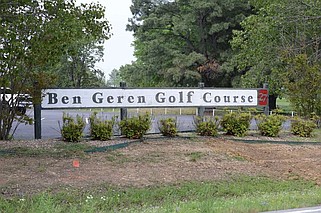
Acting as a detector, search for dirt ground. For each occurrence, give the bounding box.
[1,135,321,197]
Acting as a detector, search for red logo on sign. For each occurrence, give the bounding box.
[258,89,268,106]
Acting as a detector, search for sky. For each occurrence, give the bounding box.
[77,0,135,78]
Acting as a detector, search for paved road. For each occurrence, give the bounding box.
[11,109,291,140]
[262,206,321,213]
[12,109,198,139]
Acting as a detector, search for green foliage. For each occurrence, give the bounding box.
[61,113,85,143]
[89,112,115,141]
[119,114,151,139]
[310,113,321,128]
[291,117,317,137]
[231,2,284,93]
[285,54,321,116]
[1,177,319,213]
[232,0,321,110]
[255,114,285,137]
[186,152,205,162]
[106,69,122,87]
[55,41,107,88]
[123,0,253,87]
[220,112,251,137]
[194,116,219,137]
[0,0,111,140]
[158,118,178,137]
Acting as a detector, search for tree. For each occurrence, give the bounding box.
[121,0,253,87]
[285,54,321,116]
[106,69,122,87]
[0,0,111,140]
[54,39,107,88]
[231,0,321,111]
[120,62,167,87]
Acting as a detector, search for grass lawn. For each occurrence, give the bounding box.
[1,176,321,213]
[276,98,294,112]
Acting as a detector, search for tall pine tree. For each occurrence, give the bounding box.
[121,0,253,87]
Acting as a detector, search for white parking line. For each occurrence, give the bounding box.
[288,208,321,213]
[263,206,321,213]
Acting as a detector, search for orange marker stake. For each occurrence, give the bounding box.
[73,160,80,168]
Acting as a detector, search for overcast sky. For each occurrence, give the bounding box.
[77,0,135,78]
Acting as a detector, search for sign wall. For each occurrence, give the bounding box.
[42,88,268,109]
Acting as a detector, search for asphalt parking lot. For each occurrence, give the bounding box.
[12,109,291,140]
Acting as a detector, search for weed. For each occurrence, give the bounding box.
[105,151,130,164]
[186,152,204,162]
[37,162,47,173]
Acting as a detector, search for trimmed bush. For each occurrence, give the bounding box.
[291,117,317,137]
[194,116,219,137]
[61,113,85,142]
[310,113,321,128]
[158,117,178,137]
[255,114,285,137]
[220,112,251,137]
[119,114,151,139]
[89,112,115,141]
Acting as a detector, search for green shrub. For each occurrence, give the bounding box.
[158,117,178,137]
[119,114,151,139]
[220,112,251,137]
[255,114,285,137]
[89,112,115,140]
[194,116,219,137]
[310,113,321,128]
[291,117,317,137]
[61,113,85,142]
